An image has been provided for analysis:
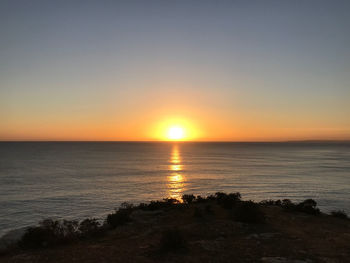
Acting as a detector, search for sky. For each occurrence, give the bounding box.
[1,0,349,141]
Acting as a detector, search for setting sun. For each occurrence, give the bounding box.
[151,117,200,141]
[167,126,185,140]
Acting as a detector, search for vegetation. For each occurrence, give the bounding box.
[260,199,282,206]
[281,199,294,209]
[261,198,321,215]
[3,192,348,263]
[213,192,241,209]
[233,201,265,223]
[78,218,101,237]
[138,198,181,211]
[106,203,133,228]
[331,210,348,219]
[194,195,206,203]
[19,219,79,249]
[182,194,195,204]
[295,199,320,215]
[13,192,344,255]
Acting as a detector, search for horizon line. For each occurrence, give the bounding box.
[1,139,350,143]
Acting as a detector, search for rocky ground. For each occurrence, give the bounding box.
[1,197,349,263]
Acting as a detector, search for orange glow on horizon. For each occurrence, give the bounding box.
[1,109,349,142]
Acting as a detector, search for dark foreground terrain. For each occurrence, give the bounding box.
[1,193,349,263]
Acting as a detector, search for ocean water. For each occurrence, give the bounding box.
[0,142,349,237]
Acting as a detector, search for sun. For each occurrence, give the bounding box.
[151,117,200,141]
[167,126,185,140]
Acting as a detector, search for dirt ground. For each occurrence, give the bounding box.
[1,202,350,263]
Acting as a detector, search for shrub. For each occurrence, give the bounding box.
[281,199,320,215]
[159,228,187,253]
[182,194,195,204]
[20,226,57,249]
[331,210,348,219]
[260,200,274,205]
[274,199,282,206]
[79,218,101,237]
[19,217,106,249]
[215,192,241,209]
[206,194,216,201]
[214,192,226,200]
[107,202,136,228]
[296,199,320,215]
[62,220,79,239]
[233,201,265,223]
[195,195,206,203]
[19,219,79,249]
[260,199,281,206]
[281,199,295,209]
[107,207,132,228]
[163,198,180,205]
[145,201,164,211]
[137,203,148,210]
[120,202,134,210]
[141,199,179,211]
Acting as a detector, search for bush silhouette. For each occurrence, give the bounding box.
[280,199,320,215]
[63,220,79,238]
[281,199,295,209]
[182,194,195,204]
[331,210,348,219]
[260,199,282,206]
[106,203,134,228]
[295,199,320,215]
[215,192,241,209]
[19,219,79,249]
[163,198,180,205]
[19,218,106,249]
[137,198,180,211]
[120,202,134,210]
[233,201,265,223]
[143,201,164,211]
[79,218,101,237]
[107,208,132,228]
[195,195,206,203]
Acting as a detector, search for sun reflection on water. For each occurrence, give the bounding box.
[167,144,185,200]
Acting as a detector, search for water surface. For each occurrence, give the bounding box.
[1,142,349,236]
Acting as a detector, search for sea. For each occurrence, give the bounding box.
[0,142,349,237]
